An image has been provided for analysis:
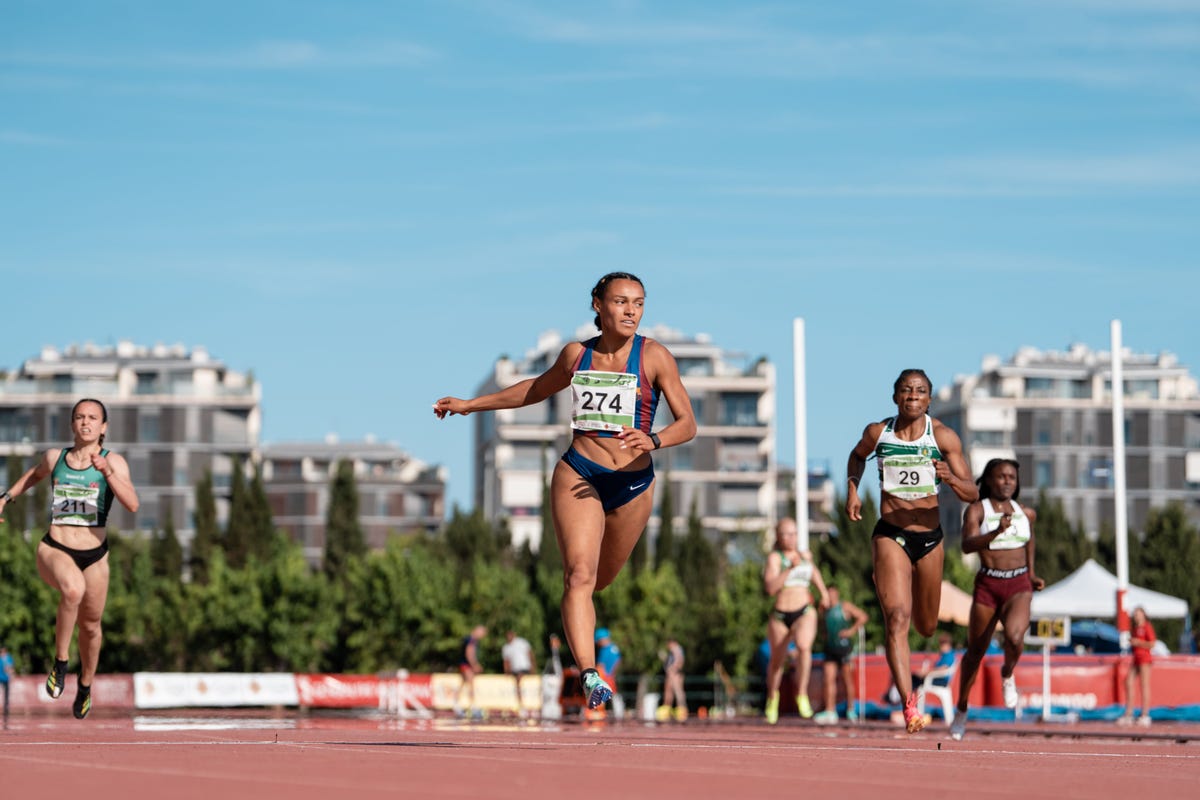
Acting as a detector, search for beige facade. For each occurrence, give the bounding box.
[931,344,1200,539]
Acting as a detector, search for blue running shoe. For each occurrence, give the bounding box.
[581,669,613,709]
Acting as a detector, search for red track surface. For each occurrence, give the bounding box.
[3,712,1198,800]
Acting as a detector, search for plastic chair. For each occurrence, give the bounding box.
[916,658,957,727]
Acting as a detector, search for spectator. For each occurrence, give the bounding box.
[501,630,536,719]
[1118,607,1156,728]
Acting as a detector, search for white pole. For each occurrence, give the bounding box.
[1111,320,1130,651]
[793,318,809,551]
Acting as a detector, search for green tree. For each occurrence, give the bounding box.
[537,443,561,570]
[655,477,677,569]
[259,534,338,671]
[225,457,253,567]
[1032,490,1094,585]
[676,496,723,669]
[594,563,688,676]
[0,521,58,674]
[719,560,772,678]
[191,469,219,582]
[5,456,28,533]
[182,549,268,671]
[150,506,184,578]
[324,458,366,579]
[1134,503,1200,651]
[246,462,275,563]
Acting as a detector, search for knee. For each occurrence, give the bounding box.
[58,582,86,608]
[1003,631,1024,651]
[914,617,937,638]
[78,616,103,639]
[884,607,912,635]
[562,562,597,596]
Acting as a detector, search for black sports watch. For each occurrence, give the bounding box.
[649,432,661,450]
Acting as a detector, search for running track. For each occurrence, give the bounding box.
[2,712,1198,800]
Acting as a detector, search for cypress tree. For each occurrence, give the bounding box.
[151,505,184,578]
[191,469,219,582]
[324,458,365,578]
[225,457,252,567]
[5,456,28,533]
[655,476,677,569]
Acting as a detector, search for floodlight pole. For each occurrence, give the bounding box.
[793,318,809,551]
[1111,320,1130,652]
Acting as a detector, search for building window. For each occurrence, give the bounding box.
[717,484,760,517]
[1035,460,1052,488]
[136,372,158,395]
[721,393,759,426]
[668,443,695,471]
[1086,458,1113,489]
[1026,377,1054,398]
[507,442,545,470]
[719,439,764,472]
[971,431,1006,447]
[139,410,160,443]
[676,357,713,377]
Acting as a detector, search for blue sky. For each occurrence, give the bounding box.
[4,1,1199,514]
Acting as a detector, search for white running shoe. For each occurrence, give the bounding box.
[1002,675,1019,709]
[950,710,967,741]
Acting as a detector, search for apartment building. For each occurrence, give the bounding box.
[931,344,1200,539]
[470,324,776,552]
[261,437,446,565]
[0,341,259,539]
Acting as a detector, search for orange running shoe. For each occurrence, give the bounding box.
[903,693,926,734]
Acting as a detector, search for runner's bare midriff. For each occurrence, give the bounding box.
[45,524,108,550]
[880,495,940,533]
[571,433,653,471]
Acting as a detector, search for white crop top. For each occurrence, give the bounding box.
[981,498,1032,550]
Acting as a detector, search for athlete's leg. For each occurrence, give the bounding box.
[956,600,1000,714]
[998,590,1034,679]
[791,609,818,712]
[1139,664,1152,717]
[552,460,606,671]
[910,543,944,637]
[822,658,838,712]
[36,544,87,663]
[764,617,790,700]
[873,536,916,701]
[594,482,654,591]
[841,660,857,710]
[75,554,110,686]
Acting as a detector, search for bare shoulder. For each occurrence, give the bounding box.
[40,448,63,469]
[931,417,963,448]
[1022,504,1037,523]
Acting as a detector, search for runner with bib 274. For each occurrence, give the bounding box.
[434,273,696,715]
[844,368,977,734]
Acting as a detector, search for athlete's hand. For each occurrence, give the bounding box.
[845,492,862,522]
[933,458,955,482]
[997,512,1013,533]
[90,452,111,476]
[1031,575,1046,591]
[433,397,470,419]
[616,426,655,452]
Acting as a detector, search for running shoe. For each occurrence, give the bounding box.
[846,705,858,723]
[814,709,838,725]
[46,658,68,699]
[72,682,91,720]
[1002,674,1019,709]
[949,709,966,741]
[581,669,612,709]
[765,695,779,725]
[797,693,813,719]
[1137,715,1152,728]
[1116,715,1133,726]
[903,693,926,734]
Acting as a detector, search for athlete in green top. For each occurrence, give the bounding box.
[0,398,140,720]
[844,369,976,733]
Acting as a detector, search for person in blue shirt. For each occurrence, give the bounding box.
[0,645,14,717]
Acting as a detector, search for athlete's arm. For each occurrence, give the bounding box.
[93,451,140,513]
[810,559,831,609]
[619,339,696,454]
[434,344,579,418]
[959,501,990,554]
[845,422,881,522]
[0,449,57,521]
[1024,505,1044,590]
[762,551,789,597]
[931,421,979,503]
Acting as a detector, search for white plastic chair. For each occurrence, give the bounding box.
[916,657,957,727]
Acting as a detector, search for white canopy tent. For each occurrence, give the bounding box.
[1031,559,1189,620]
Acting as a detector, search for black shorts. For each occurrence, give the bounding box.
[824,648,854,666]
[771,604,813,628]
[41,532,110,571]
[872,519,943,564]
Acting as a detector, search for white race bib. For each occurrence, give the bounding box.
[52,483,102,526]
[571,370,638,432]
[881,455,937,499]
